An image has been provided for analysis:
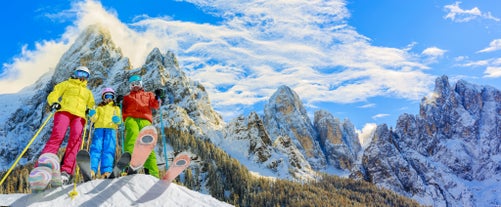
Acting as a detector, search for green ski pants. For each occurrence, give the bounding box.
[124,117,159,178]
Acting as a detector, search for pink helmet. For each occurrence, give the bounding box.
[102,87,115,95]
[101,87,115,100]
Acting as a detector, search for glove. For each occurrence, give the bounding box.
[116,95,124,104]
[50,103,61,111]
[154,89,165,101]
[88,109,96,117]
[112,115,121,124]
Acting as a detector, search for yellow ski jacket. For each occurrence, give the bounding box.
[47,78,95,119]
[91,102,121,129]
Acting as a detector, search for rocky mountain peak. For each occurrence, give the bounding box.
[314,110,361,170]
[363,75,501,206]
[264,85,326,170]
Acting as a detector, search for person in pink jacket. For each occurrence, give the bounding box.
[39,66,95,184]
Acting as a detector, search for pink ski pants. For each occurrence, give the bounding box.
[40,111,85,175]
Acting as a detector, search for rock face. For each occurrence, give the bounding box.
[263,85,327,170]
[314,110,361,171]
[361,75,501,206]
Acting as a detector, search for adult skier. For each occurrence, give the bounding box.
[39,66,95,184]
[118,75,164,178]
[88,88,121,179]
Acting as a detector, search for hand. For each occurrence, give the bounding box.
[88,109,96,117]
[154,89,165,101]
[50,103,61,111]
[116,95,123,103]
[112,115,121,124]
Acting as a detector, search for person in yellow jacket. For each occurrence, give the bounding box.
[39,66,95,184]
[87,88,121,179]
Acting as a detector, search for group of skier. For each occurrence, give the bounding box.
[37,65,165,184]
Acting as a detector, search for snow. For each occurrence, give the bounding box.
[0,174,233,207]
[0,92,31,124]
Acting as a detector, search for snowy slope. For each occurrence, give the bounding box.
[0,174,233,207]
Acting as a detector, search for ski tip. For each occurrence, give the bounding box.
[142,125,157,132]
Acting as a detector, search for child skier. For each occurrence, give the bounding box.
[88,88,121,179]
[118,75,164,178]
[40,66,95,184]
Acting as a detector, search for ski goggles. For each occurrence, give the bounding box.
[74,70,90,79]
[103,92,115,100]
[130,80,142,87]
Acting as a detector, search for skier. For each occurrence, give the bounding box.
[39,66,95,184]
[118,75,164,178]
[88,88,121,179]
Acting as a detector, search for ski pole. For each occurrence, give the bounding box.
[69,119,92,199]
[0,111,55,186]
[86,122,93,151]
[120,101,125,154]
[159,100,169,170]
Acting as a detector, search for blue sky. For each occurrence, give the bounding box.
[1,0,501,133]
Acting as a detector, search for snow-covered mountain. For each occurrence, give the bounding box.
[0,174,233,207]
[359,75,501,206]
[1,24,500,206]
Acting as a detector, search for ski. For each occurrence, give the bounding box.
[29,166,52,192]
[76,150,92,182]
[37,153,63,186]
[162,153,191,183]
[108,152,131,179]
[129,125,158,173]
[29,153,62,192]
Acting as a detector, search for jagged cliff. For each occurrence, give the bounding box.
[360,75,501,206]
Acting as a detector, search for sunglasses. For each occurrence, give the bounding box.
[103,92,115,100]
[75,70,90,79]
[130,80,142,87]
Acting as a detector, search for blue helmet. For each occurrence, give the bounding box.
[128,75,141,82]
[129,75,143,90]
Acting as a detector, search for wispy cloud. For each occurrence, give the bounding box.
[0,42,69,94]
[478,39,501,53]
[484,67,501,78]
[444,1,500,23]
[358,103,375,108]
[457,57,501,78]
[372,113,390,120]
[422,47,447,64]
[0,0,435,120]
[356,123,377,149]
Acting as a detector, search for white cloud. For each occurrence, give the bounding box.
[444,2,500,23]
[0,0,435,121]
[372,113,389,120]
[422,47,447,64]
[358,103,375,108]
[422,47,447,57]
[0,42,69,94]
[478,39,501,53]
[356,123,377,149]
[484,66,501,78]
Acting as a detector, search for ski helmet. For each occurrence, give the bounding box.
[128,75,141,83]
[74,66,90,79]
[101,87,115,100]
[128,75,143,90]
